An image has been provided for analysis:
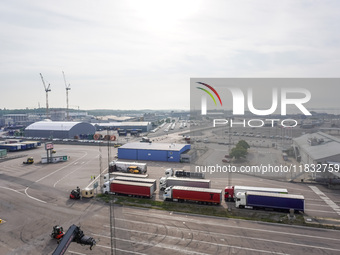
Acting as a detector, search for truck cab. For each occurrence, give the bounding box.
[162,187,172,200]
[235,192,246,208]
[103,173,115,182]
[159,177,167,191]
[102,181,110,194]
[224,186,235,201]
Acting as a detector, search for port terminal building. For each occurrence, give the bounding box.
[94,122,152,133]
[293,132,340,185]
[118,142,191,162]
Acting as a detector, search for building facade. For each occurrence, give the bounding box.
[118,142,191,162]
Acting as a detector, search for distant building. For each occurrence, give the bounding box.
[50,110,66,121]
[3,114,28,125]
[94,122,152,132]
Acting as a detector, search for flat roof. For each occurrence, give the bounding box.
[293,132,340,160]
[94,122,151,127]
[119,142,190,151]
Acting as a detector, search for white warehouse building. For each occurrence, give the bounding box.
[293,132,340,165]
[293,132,340,184]
[25,120,96,139]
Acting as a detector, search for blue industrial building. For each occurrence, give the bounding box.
[118,142,191,162]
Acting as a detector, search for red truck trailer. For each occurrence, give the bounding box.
[110,180,155,198]
[163,186,222,205]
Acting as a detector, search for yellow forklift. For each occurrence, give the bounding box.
[23,157,34,164]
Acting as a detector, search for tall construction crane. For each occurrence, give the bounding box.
[62,71,71,120]
[40,73,51,119]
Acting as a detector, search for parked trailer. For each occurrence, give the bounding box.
[0,144,21,152]
[103,172,149,182]
[159,177,211,191]
[163,186,222,205]
[21,141,39,149]
[235,191,304,212]
[165,168,205,179]
[109,160,147,174]
[225,185,288,201]
[114,177,156,191]
[110,180,155,198]
[103,177,156,194]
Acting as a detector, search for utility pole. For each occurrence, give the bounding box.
[227,117,232,212]
[107,129,116,255]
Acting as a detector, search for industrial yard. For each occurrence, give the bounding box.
[1,117,340,254]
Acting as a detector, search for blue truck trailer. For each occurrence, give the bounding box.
[235,191,304,212]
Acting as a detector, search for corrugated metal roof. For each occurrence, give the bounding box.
[293,132,340,160]
[94,122,151,127]
[119,142,190,151]
[25,121,81,131]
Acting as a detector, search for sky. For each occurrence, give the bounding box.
[1,0,340,110]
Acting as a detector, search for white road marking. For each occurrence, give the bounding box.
[96,244,149,255]
[305,209,338,214]
[309,186,340,216]
[24,187,47,204]
[94,233,288,255]
[0,186,26,196]
[35,152,88,183]
[306,203,330,207]
[68,251,86,255]
[53,161,90,187]
[24,151,88,203]
[102,220,340,252]
[123,211,340,240]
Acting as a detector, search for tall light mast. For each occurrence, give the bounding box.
[40,73,51,119]
[62,71,71,121]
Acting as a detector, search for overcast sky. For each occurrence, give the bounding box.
[1,0,339,110]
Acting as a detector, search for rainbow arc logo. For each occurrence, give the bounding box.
[196,82,222,115]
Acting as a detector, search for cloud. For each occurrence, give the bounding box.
[0,0,340,110]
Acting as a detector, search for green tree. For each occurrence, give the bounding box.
[230,146,248,159]
[237,140,250,150]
